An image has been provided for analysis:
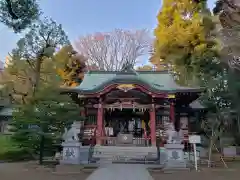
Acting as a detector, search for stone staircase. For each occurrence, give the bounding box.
[91,146,161,164]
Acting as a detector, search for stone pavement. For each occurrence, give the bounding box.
[86,164,154,180]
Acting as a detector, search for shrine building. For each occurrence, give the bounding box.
[61,66,205,147]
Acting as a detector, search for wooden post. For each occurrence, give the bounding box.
[96,101,103,145]
[150,104,156,146]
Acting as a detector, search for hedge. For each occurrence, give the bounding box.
[0,148,34,162]
[0,135,34,162]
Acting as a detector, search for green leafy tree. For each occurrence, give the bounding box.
[153,0,240,146]
[11,17,69,96]
[4,44,85,162]
[10,85,82,158]
[0,0,40,32]
[213,0,240,142]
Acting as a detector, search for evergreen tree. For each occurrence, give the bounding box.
[10,85,82,157]
[0,0,40,32]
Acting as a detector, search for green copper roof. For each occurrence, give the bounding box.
[62,69,203,94]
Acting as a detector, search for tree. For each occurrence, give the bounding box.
[0,0,40,32]
[74,29,151,71]
[149,53,169,71]
[137,64,153,71]
[213,0,240,28]
[213,0,240,138]
[5,39,85,164]
[11,17,69,96]
[1,46,87,103]
[213,0,240,71]
[6,45,85,160]
[10,85,81,159]
[154,0,219,85]
[153,0,240,147]
[0,54,34,104]
[55,45,87,87]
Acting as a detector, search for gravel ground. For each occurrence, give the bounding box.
[1,162,240,180]
[0,162,91,180]
[86,164,153,180]
[150,169,240,180]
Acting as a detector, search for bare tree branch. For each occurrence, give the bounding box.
[74,29,152,71]
[214,0,240,71]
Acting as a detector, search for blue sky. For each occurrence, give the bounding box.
[0,0,216,61]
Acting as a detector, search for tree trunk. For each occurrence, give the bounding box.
[39,134,45,165]
[33,57,42,96]
[208,128,213,168]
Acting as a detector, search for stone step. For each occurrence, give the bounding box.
[93,147,157,155]
[94,151,154,155]
[94,153,153,157]
[163,167,190,174]
[92,146,161,165]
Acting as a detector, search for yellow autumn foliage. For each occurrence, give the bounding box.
[153,0,218,85]
[53,45,86,87]
[137,65,153,71]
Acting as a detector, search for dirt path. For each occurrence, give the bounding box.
[1,162,240,180]
[86,164,153,180]
[150,169,240,180]
[0,162,91,180]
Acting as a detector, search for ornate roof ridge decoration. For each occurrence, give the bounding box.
[117,63,138,76]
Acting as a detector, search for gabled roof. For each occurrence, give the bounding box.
[0,107,13,116]
[62,67,203,94]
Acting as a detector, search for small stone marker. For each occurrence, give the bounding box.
[86,164,153,180]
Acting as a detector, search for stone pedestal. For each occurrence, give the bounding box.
[164,143,186,169]
[79,146,91,164]
[61,141,90,165]
[61,141,81,165]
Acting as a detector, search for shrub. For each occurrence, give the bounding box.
[0,148,34,162]
[0,135,34,162]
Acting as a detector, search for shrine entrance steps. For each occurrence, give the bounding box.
[90,146,167,165]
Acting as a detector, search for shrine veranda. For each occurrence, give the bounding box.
[61,66,206,152]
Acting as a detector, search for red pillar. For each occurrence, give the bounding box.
[96,103,103,145]
[170,102,175,123]
[80,108,86,131]
[150,104,156,146]
[80,108,85,117]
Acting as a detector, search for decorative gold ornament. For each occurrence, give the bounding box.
[167,94,175,99]
[117,84,135,92]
